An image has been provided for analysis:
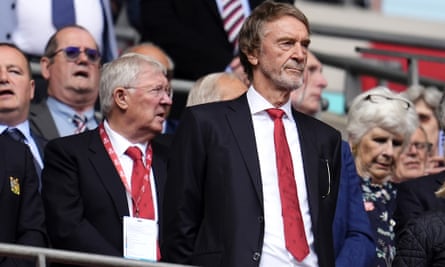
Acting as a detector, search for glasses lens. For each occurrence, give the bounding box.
[64,47,81,59]
[85,48,100,62]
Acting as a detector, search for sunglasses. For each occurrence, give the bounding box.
[49,46,101,63]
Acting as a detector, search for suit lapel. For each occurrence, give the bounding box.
[226,95,263,204]
[29,102,60,140]
[292,110,320,227]
[88,130,129,218]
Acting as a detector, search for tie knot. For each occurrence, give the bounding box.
[72,114,87,127]
[2,128,26,143]
[126,146,143,161]
[266,108,285,120]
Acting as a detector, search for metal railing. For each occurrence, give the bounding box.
[0,243,191,267]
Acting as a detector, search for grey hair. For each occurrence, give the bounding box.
[400,84,443,128]
[99,53,166,117]
[186,72,236,107]
[347,86,419,148]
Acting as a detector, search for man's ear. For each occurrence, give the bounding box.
[113,87,129,110]
[40,57,51,80]
[29,79,35,100]
[247,53,258,66]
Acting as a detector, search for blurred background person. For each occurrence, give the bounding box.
[347,86,418,266]
[290,50,328,116]
[400,84,445,173]
[392,126,430,183]
[0,43,46,191]
[29,26,101,141]
[291,51,375,267]
[394,92,445,234]
[186,72,247,107]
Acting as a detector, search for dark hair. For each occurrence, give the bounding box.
[238,0,310,82]
[0,42,32,78]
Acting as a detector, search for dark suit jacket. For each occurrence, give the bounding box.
[394,171,445,233]
[161,94,342,267]
[139,0,294,80]
[41,128,169,259]
[29,101,61,141]
[0,136,47,267]
[333,141,375,267]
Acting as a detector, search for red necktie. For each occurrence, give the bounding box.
[221,0,245,47]
[125,146,155,219]
[125,146,161,260]
[266,108,309,261]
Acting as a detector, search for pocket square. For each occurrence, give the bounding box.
[9,176,20,195]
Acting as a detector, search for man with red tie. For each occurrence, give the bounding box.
[41,53,172,264]
[161,1,342,266]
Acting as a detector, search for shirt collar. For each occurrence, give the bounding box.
[246,86,294,121]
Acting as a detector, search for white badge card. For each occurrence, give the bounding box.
[123,216,157,261]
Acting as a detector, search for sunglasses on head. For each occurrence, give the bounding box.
[49,46,101,63]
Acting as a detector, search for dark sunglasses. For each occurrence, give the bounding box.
[49,46,101,63]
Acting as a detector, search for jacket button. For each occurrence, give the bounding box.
[11,3,16,9]
[6,33,11,40]
[257,216,264,223]
[252,252,261,261]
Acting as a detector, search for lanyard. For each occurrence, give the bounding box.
[99,123,153,215]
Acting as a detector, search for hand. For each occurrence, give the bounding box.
[425,155,445,175]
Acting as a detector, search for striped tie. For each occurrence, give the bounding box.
[221,0,245,47]
[72,114,88,134]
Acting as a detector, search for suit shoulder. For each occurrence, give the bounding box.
[294,110,341,136]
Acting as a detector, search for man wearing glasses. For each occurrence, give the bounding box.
[29,26,101,140]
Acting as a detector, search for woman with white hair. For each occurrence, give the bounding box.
[347,86,419,266]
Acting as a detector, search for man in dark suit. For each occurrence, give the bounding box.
[29,26,102,141]
[161,2,342,266]
[41,54,172,262]
[0,43,46,190]
[0,135,47,266]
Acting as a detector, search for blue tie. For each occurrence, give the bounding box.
[52,0,76,29]
[2,128,42,192]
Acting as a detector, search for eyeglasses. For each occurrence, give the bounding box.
[48,46,101,63]
[364,94,411,109]
[125,86,173,99]
[405,142,433,153]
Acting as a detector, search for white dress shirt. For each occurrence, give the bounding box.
[247,87,318,267]
[103,120,159,220]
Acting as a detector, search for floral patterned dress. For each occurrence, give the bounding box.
[361,178,397,267]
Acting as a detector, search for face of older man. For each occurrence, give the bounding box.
[248,16,310,100]
[0,45,35,125]
[124,64,172,136]
[41,27,100,112]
